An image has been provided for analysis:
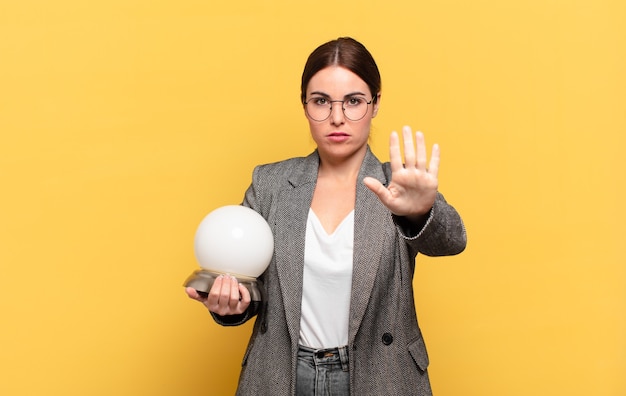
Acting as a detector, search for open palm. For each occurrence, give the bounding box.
[364,126,439,221]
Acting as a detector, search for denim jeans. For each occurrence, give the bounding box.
[296,345,350,396]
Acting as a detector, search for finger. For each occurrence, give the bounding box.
[219,276,236,307]
[207,274,225,307]
[229,276,241,309]
[389,131,403,172]
[238,283,251,306]
[415,131,427,171]
[429,143,440,177]
[402,126,416,169]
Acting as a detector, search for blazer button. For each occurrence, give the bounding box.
[382,332,393,345]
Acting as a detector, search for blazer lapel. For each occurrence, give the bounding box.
[273,152,319,345]
[349,148,390,343]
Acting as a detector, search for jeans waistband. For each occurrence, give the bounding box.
[298,344,350,372]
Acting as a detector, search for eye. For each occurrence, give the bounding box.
[346,97,365,106]
[311,97,328,106]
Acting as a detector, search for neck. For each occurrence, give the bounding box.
[317,147,367,182]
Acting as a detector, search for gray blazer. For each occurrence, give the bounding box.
[213,147,466,395]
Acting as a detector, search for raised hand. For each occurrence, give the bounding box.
[364,126,439,222]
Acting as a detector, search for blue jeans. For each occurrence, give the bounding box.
[296,345,350,396]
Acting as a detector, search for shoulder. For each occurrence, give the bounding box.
[243,152,318,217]
[255,156,309,174]
[252,151,319,187]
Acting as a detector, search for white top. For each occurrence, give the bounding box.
[299,208,354,349]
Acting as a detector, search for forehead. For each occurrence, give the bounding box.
[306,66,369,95]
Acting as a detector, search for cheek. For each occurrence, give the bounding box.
[307,120,323,138]
[356,118,373,136]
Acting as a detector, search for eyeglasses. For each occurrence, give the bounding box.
[304,95,376,122]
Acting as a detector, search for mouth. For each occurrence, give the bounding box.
[327,132,350,142]
[328,132,349,137]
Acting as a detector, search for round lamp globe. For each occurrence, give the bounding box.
[193,205,273,279]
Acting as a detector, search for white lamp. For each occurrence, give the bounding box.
[183,205,273,301]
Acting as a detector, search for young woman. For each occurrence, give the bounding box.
[186,37,467,396]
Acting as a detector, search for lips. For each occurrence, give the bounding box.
[327,132,350,142]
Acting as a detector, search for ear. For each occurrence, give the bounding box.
[372,93,381,118]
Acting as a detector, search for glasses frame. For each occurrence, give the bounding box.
[303,96,377,122]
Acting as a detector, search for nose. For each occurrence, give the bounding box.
[329,101,345,125]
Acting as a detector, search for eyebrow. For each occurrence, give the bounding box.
[309,91,368,99]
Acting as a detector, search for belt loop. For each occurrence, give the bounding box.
[338,345,349,372]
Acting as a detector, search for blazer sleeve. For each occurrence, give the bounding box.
[393,192,467,257]
[210,301,261,327]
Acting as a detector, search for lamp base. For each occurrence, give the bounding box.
[183,269,264,301]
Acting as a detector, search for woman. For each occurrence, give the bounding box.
[186,37,466,395]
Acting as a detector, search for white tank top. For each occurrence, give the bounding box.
[299,208,354,348]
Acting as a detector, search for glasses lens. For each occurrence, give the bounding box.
[343,97,369,121]
[305,97,331,121]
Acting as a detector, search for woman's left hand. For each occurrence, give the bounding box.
[363,126,439,222]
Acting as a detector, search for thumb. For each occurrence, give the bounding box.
[363,177,391,204]
[185,287,204,301]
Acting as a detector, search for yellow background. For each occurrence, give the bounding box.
[1,1,624,395]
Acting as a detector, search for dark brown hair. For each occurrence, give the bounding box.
[300,37,381,104]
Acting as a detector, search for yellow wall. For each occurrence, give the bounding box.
[1,1,624,395]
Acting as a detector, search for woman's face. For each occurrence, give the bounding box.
[304,66,380,162]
